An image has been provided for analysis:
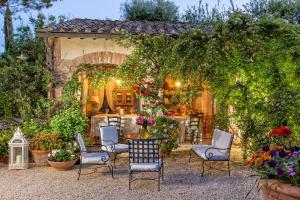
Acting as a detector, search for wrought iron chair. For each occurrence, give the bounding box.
[185,115,201,144]
[76,133,114,180]
[107,116,122,137]
[189,129,234,176]
[128,139,164,191]
[99,126,128,168]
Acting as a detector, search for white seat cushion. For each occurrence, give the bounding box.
[130,160,162,171]
[102,143,128,153]
[81,152,110,164]
[192,145,229,160]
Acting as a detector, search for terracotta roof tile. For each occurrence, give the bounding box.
[36,18,198,37]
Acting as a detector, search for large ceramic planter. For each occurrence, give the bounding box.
[31,150,50,166]
[261,179,300,200]
[48,159,78,171]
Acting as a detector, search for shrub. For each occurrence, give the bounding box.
[149,116,179,152]
[50,108,88,142]
[0,129,14,159]
[48,143,78,162]
[22,119,47,140]
[30,131,64,151]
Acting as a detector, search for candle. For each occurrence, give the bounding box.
[16,155,22,166]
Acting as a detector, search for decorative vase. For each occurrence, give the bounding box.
[140,125,152,139]
[31,150,50,166]
[260,179,300,200]
[161,151,172,157]
[48,159,78,171]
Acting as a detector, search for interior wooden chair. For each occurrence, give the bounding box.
[185,115,202,144]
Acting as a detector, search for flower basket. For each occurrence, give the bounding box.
[260,179,300,200]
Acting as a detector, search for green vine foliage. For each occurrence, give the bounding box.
[113,12,299,159]
[173,12,300,159]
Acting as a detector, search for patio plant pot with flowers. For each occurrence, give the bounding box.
[30,132,64,166]
[248,129,300,200]
[48,143,78,171]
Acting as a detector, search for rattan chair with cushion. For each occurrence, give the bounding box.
[99,126,128,168]
[189,129,234,176]
[76,133,114,180]
[128,139,164,191]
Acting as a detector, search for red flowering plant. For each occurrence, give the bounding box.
[135,79,165,116]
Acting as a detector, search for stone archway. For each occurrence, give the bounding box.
[51,51,128,99]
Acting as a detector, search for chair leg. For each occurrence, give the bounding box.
[189,149,193,162]
[108,163,114,179]
[161,164,164,181]
[228,160,230,176]
[201,160,205,177]
[77,162,82,181]
[129,171,132,190]
[113,153,117,169]
[158,170,161,191]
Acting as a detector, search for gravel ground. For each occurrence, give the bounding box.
[0,149,261,200]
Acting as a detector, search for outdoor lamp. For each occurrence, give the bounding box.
[8,127,29,170]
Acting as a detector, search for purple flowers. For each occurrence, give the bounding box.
[277,165,285,176]
[279,150,286,158]
[263,146,270,152]
[268,160,276,168]
[135,117,156,126]
[270,150,278,157]
[288,164,296,176]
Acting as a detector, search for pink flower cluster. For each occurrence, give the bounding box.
[135,117,156,126]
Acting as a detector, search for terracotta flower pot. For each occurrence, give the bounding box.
[161,151,172,157]
[48,159,78,171]
[261,179,300,200]
[31,150,50,166]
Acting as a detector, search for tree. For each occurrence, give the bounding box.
[120,0,179,22]
[244,0,300,24]
[0,0,60,51]
[182,0,228,23]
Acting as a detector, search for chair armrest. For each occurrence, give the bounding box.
[204,147,230,160]
[101,140,117,150]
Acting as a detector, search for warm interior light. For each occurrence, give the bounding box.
[175,81,181,87]
[116,79,122,84]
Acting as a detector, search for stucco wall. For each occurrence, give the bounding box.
[60,37,131,60]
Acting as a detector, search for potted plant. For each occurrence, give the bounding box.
[149,116,179,156]
[48,142,78,170]
[247,145,300,200]
[30,131,63,166]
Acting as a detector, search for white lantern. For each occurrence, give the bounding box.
[8,127,29,170]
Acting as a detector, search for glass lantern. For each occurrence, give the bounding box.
[8,127,29,170]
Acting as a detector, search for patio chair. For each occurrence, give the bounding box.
[185,115,201,144]
[107,116,122,137]
[189,129,234,176]
[76,133,114,180]
[128,139,164,191]
[99,126,128,168]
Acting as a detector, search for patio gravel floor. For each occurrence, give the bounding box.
[0,149,261,200]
